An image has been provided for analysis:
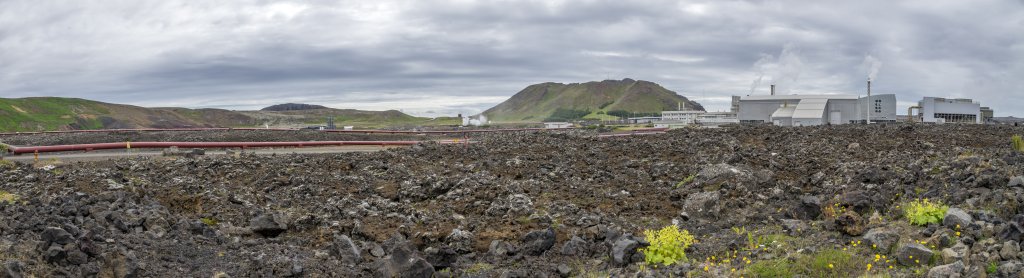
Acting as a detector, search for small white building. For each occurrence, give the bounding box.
[661,110,705,124]
[544,122,573,129]
[918,97,982,124]
[626,117,661,124]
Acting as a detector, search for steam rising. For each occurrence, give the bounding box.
[462,114,488,126]
[749,54,772,95]
[863,55,883,81]
[773,44,804,94]
[748,43,804,95]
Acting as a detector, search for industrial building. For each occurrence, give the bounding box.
[735,94,897,126]
[661,110,704,123]
[696,112,739,126]
[543,122,573,129]
[656,110,738,128]
[913,97,985,124]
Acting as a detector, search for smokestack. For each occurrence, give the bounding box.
[866,79,872,124]
[770,84,775,96]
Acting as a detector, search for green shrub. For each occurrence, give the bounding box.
[904,198,948,226]
[0,159,14,170]
[200,217,219,227]
[0,191,18,204]
[640,225,694,266]
[674,174,696,188]
[1013,135,1024,152]
[466,263,493,274]
[987,261,998,274]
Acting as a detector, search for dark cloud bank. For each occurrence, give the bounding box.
[1,0,1022,116]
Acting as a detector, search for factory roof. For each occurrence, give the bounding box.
[793,98,829,119]
[740,94,859,101]
[771,106,796,119]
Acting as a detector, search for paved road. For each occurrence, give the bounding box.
[1,145,402,162]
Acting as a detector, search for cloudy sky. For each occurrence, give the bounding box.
[1,0,1022,116]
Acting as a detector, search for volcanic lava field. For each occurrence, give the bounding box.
[2,125,1024,277]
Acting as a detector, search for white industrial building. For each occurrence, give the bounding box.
[656,111,738,128]
[696,112,740,126]
[661,110,705,123]
[543,122,573,129]
[736,94,897,126]
[914,97,983,124]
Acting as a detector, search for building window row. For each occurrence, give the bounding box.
[933,113,977,123]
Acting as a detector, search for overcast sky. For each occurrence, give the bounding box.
[1,0,1022,116]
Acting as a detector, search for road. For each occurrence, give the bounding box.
[1,145,403,162]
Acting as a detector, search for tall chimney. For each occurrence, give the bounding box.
[866,80,872,124]
[770,84,775,96]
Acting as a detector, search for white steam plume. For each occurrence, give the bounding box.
[772,43,804,94]
[749,54,773,95]
[748,44,803,95]
[863,55,883,81]
[463,114,489,126]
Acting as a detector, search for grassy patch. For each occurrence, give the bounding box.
[746,259,795,278]
[793,248,861,277]
[465,262,493,274]
[581,111,620,121]
[544,108,591,122]
[1013,135,1024,152]
[0,97,109,131]
[0,159,14,170]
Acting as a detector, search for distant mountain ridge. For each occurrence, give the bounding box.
[482,78,704,122]
[0,98,454,132]
[261,103,328,111]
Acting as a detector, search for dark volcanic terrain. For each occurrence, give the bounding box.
[2,125,1024,277]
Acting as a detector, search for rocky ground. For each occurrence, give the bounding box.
[1,124,1024,277]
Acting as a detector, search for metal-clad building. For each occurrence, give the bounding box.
[918,97,982,124]
[737,94,897,126]
[661,110,704,124]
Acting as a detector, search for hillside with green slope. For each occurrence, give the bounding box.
[482,79,704,122]
[0,97,457,132]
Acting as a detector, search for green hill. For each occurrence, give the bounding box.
[482,79,704,122]
[0,97,457,132]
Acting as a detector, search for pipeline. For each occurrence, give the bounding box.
[596,131,667,138]
[0,127,574,136]
[316,127,571,134]
[0,127,664,156]
[4,140,434,155]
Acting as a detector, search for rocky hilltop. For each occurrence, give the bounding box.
[260,103,329,111]
[1,124,1024,277]
[483,79,704,122]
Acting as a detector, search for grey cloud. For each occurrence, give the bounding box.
[0,0,1021,116]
